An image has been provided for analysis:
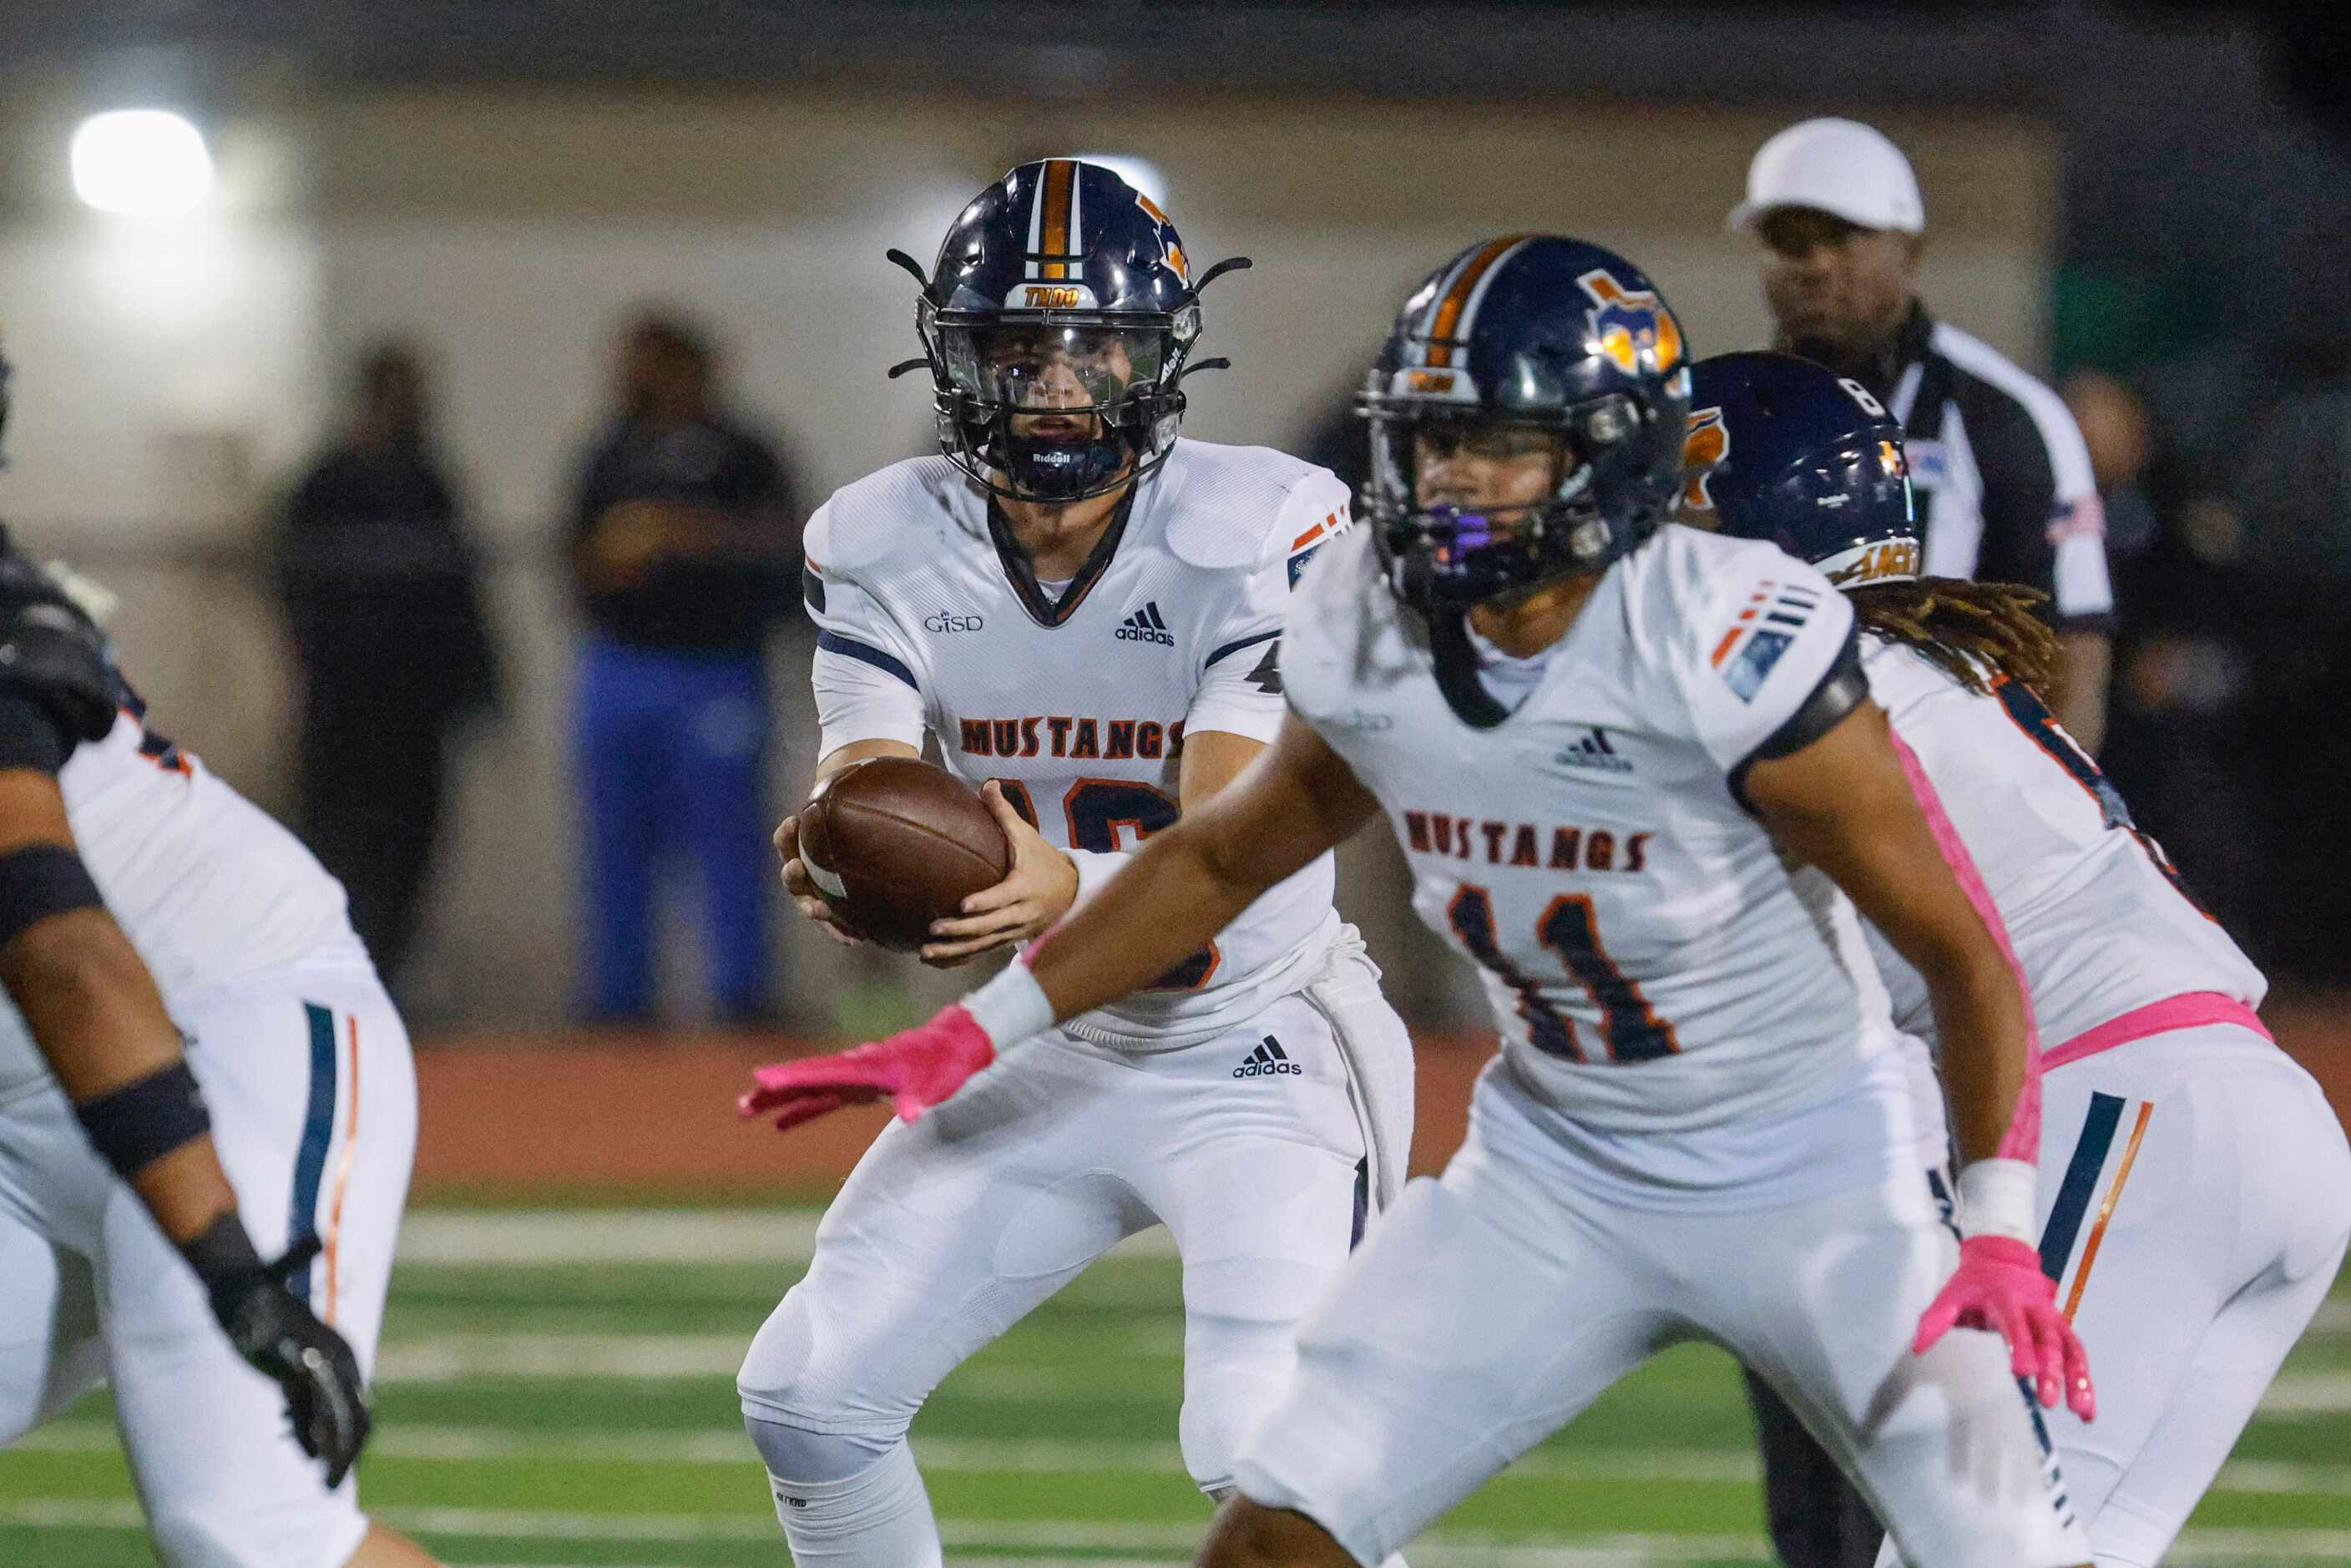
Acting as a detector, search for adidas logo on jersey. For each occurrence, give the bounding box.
[1232,1035,1300,1079]
[1116,602,1176,646]
[1556,726,1633,773]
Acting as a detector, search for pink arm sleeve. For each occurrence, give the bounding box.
[1889,728,2041,1163]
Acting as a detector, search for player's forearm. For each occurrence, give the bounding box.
[1026,817,1266,1022]
[1915,946,2030,1168]
[0,908,187,1100]
[0,911,242,1246]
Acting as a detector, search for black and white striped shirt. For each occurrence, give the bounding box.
[1863,304,2115,632]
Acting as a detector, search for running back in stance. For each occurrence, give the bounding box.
[750,237,2096,1568]
[1690,350,2351,1568]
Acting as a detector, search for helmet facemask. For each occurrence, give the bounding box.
[921,304,1199,504]
[1363,387,1675,613]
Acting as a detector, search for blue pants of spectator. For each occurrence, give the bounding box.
[575,636,775,1024]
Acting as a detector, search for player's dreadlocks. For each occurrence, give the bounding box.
[1845,576,2057,696]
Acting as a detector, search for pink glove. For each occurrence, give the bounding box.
[738,1004,996,1132]
[1914,1234,2096,1420]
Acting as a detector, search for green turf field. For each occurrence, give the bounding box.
[4,1207,2346,1565]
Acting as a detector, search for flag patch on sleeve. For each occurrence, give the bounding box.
[1287,508,1350,589]
[1709,580,1824,703]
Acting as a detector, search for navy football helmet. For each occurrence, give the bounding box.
[1362,235,1691,613]
[1682,351,1918,586]
[897,159,1246,503]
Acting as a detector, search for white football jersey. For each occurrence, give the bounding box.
[1284,522,1901,1135]
[803,439,1349,1046]
[0,703,361,1100]
[1860,640,2263,1051]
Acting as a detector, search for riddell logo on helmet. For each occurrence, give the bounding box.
[1407,369,1458,394]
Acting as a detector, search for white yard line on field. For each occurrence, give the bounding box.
[19,1420,2351,1500]
[2259,1372,2351,1415]
[5,1500,2351,1564]
[394,1208,1179,1267]
[376,1333,752,1383]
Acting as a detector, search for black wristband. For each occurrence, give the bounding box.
[73,1059,212,1181]
[0,842,105,948]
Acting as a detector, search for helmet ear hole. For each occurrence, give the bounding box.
[1576,394,1636,448]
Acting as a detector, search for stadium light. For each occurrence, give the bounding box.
[1069,154,1169,208]
[70,110,213,215]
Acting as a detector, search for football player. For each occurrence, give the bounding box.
[1688,349,2351,1568]
[0,344,432,1564]
[746,235,2097,1568]
[732,160,1414,1566]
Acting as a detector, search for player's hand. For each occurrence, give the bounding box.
[774,814,865,948]
[739,1003,996,1130]
[210,1240,373,1488]
[1913,1234,2095,1420]
[921,781,1079,967]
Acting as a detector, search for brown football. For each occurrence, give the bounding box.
[796,757,1013,952]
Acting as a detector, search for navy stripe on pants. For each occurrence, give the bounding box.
[2038,1090,2125,1282]
[287,1003,339,1302]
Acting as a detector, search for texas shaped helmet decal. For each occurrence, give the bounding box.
[1578,268,1684,377]
[1681,405,1727,512]
[1135,190,1189,284]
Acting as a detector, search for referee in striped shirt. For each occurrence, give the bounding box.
[1732,117,2114,751]
[1728,117,2117,1568]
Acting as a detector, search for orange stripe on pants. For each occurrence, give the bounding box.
[2063,1100,2153,1321]
[324,1015,362,1325]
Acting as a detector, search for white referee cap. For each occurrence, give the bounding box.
[1728,118,1925,235]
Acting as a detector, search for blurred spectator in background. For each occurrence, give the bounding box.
[2117,322,2351,984]
[2065,365,2269,964]
[277,340,500,996]
[1733,116,2116,750]
[568,311,799,1027]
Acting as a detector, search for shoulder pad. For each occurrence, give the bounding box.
[806,457,971,577]
[1160,442,1331,571]
[0,599,118,745]
[1627,524,1784,630]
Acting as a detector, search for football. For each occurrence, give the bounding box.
[796,756,1013,951]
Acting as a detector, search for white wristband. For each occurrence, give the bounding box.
[963,959,1054,1050]
[1065,848,1130,908]
[1956,1157,2040,1244]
